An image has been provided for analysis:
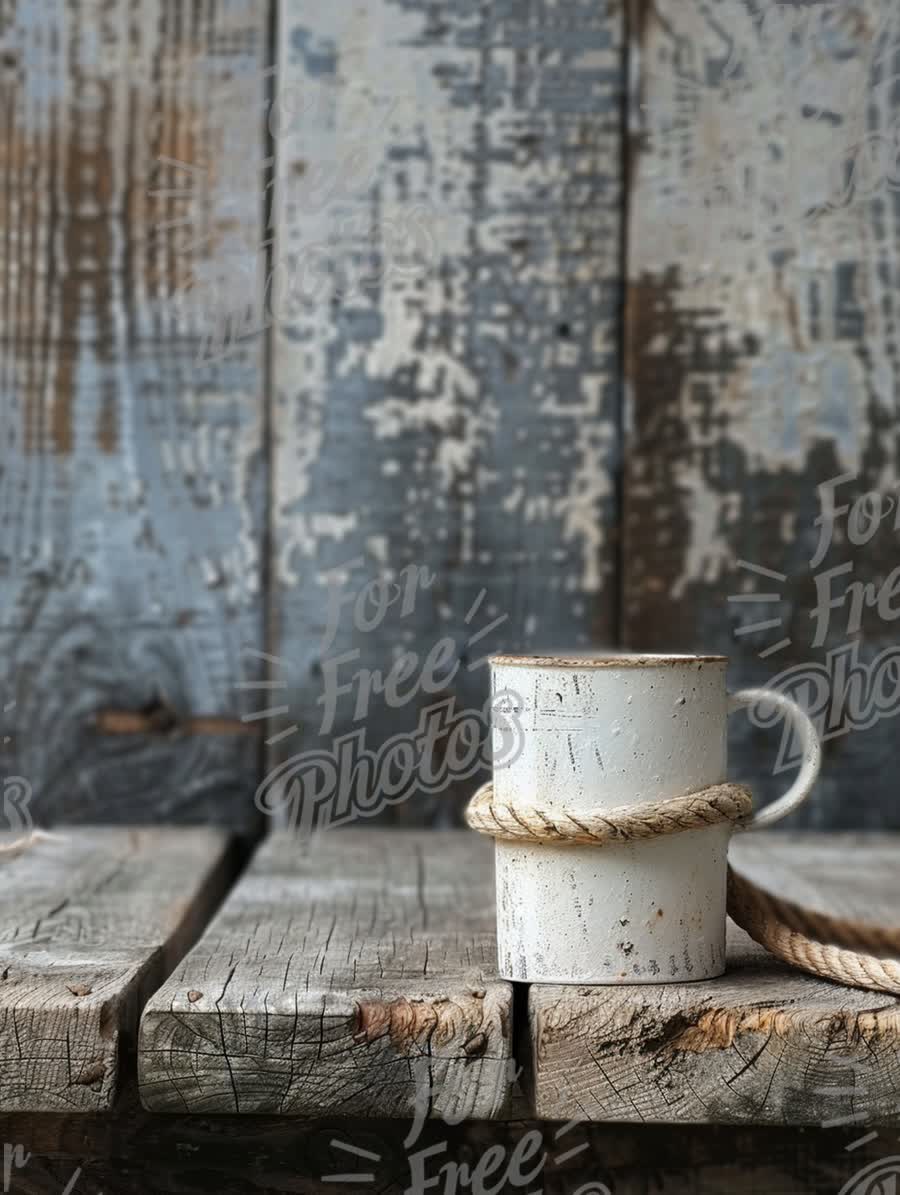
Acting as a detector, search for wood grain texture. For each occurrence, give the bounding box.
[1,1087,893,1195]
[623,0,900,826]
[0,828,234,1112]
[527,831,900,1126]
[264,0,625,829]
[0,0,268,825]
[139,829,513,1118]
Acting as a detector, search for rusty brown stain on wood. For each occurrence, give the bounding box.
[667,1008,798,1052]
[148,108,215,310]
[669,1005,900,1054]
[353,992,488,1053]
[93,708,257,738]
[53,63,208,458]
[53,70,116,456]
[95,395,118,454]
[631,0,653,51]
[624,270,750,638]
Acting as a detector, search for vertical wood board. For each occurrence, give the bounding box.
[623,0,900,825]
[264,0,626,828]
[0,0,269,825]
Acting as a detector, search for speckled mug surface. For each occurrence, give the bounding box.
[490,653,821,984]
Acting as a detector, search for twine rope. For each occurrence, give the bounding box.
[466,781,900,996]
[0,830,67,860]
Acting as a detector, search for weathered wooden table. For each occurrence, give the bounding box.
[2,828,898,1193]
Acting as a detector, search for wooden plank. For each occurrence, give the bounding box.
[623,0,900,826]
[139,830,514,1118]
[0,0,268,825]
[265,0,625,828]
[0,828,234,1112]
[526,832,900,1125]
[0,1087,893,1195]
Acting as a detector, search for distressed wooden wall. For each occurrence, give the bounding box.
[4,0,900,835]
[624,0,900,828]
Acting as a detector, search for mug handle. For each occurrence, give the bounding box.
[728,687,822,831]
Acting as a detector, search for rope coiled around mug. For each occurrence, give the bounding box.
[465,780,900,996]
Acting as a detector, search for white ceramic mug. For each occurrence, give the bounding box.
[489,653,821,984]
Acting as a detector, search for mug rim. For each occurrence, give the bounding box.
[490,652,727,669]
